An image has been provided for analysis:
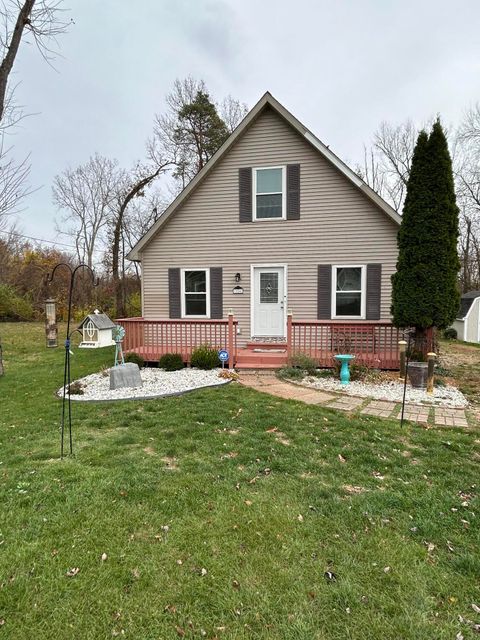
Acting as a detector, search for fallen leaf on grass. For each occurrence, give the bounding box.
[383,566,391,573]
[472,603,480,614]
[101,552,108,562]
[66,567,80,577]
[131,568,140,579]
[200,568,207,576]
[297,514,304,522]
[232,579,240,589]
[266,427,278,433]
[175,626,186,637]
[425,542,436,554]
[338,454,346,463]
[244,500,252,506]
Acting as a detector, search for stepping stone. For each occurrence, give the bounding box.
[361,400,396,418]
[327,396,364,411]
[395,404,430,424]
[434,408,468,427]
[297,390,336,405]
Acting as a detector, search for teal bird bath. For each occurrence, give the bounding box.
[334,354,355,385]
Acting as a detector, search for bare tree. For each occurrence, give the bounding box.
[52,154,120,269]
[357,120,418,211]
[151,77,247,189]
[110,161,171,317]
[219,95,248,133]
[454,107,480,291]
[0,0,69,376]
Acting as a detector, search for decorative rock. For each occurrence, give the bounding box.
[109,363,143,390]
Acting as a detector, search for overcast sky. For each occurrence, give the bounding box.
[9,0,480,248]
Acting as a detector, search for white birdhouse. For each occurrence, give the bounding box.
[78,310,116,348]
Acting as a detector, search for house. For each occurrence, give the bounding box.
[78,311,116,348]
[452,291,480,343]
[123,92,402,369]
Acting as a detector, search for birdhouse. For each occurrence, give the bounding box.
[78,310,116,348]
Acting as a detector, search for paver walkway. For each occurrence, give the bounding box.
[238,372,471,428]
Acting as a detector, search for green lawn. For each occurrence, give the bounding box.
[0,323,479,639]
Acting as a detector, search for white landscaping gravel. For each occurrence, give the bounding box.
[58,367,229,402]
[300,376,468,407]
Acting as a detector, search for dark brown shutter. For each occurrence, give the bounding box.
[366,264,382,320]
[317,265,332,319]
[239,167,252,222]
[210,267,223,319]
[286,164,300,220]
[168,268,181,318]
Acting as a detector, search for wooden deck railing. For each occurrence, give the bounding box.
[116,315,238,369]
[287,317,404,369]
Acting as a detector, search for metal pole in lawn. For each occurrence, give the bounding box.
[46,263,98,457]
[400,330,413,429]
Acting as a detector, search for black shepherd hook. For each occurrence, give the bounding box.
[46,263,99,458]
[399,328,415,429]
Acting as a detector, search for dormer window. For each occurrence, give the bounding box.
[253,166,286,220]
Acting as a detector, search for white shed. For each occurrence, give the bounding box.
[78,311,116,348]
[452,291,480,343]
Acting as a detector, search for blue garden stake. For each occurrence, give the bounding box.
[334,354,355,385]
[113,325,126,367]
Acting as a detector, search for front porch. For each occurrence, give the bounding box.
[116,314,408,370]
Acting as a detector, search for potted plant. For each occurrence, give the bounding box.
[407,349,428,389]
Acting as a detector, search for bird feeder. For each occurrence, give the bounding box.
[78,310,116,348]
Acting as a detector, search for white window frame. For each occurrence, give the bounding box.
[180,268,210,318]
[331,265,366,319]
[252,166,286,221]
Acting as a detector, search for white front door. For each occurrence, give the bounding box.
[252,266,286,337]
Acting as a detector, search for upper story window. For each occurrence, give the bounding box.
[253,166,286,220]
[332,265,366,319]
[181,269,210,318]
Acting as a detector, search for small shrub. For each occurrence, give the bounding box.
[277,366,305,380]
[443,327,457,340]
[190,344,220,370]
[218,369,238,380]
[125,352,145,368]
[67,381,84,395]
[159,352,184,371]
[313,368,335,379]
[290,353,318,375]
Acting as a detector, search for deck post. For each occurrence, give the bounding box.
[426,352,436,394]
[287,309,293,362]
[228,310,234,369]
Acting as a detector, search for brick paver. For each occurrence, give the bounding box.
[327,396,364,411]
[395,404,430,424]
[361,400,396,418]
[434,408,468,427]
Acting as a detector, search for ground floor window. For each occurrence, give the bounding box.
[332,265,365,318]
[181,269,210,317]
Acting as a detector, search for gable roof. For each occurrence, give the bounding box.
[458,290,480,320]
[79,313,116,330]
[127,92,401,261]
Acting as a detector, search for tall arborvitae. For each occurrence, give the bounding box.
[391,121,460,340]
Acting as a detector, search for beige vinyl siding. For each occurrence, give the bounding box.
[141,106,399,344]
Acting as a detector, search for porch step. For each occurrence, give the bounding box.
[235,348,288,369]
[246,341,287,352]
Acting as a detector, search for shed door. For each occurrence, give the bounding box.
[252,267,286,337]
